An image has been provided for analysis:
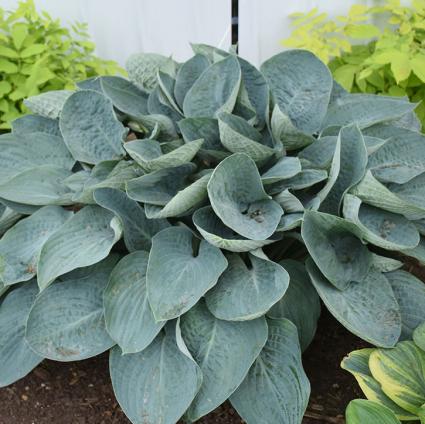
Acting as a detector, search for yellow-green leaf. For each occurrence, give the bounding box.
[20,44,46,58]
[11,23,28,50]
[333,64,357,91]
[0,45,19,59]
[390,52,411,83]
[0,81,12,97]
[0,58,18,74]
[411,55,425,82]
[345,24,380,39]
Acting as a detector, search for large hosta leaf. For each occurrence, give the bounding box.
[104,251,164,354]
[387,172,425,211]
[180,301,268,421]
[109,322,202,424]
[12,114,61,136]
[207,153,282,240]
[146,226,227,321]
[230,318,310,424]
[205,252,289,321]
[26,257,117,361]
[307,259,401,347]
[261,156,301,184]
[0,206,72,285]
[37,205,122,290]
[24,90,72,119]
[261,49,332,133]
[60,90,127,164]
[413,322,425,352]
[0,281,43,387]
[346,400,401,424]
[302,210,372,290]
[268,259,321,351]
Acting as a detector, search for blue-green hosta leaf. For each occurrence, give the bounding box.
[267,169,328,194]
[0,206,72,286]
[60,90,127,164]
[343,194,420,250]
[307,259,401,347]
[147,226,227,321]
[93,188,169,252]
[218,112,276,162]
[346,400,401,424]
[37,205,122,290]
[156,70,181,114]
[371,254,403,273]
[402,237,425,265]
[11,114,61,136]
[129,113,178,141]
[302,210,372,290]
[387,173,425,211]
[261,156,301,184]
[320,124,367,215]
[205,252,289,321]
[100,76,149,118]
[26,257,117,361]
[24,90,73,119]
[110,322,202,424]
[124,138,203,172]
[268,259,321,352]
[181,301,267,421]
[276,213,304,231]
[0,199,39,215]
[413,322,425,352]
[76,77,102,92]
[193,206,279,252]
[207,153,282,240]
[230,318,310,424]
[183,55,241,118]
[0,205,20,235]
[262,50,332,133]
[274,189,304,213]
[148,85,183,122]
[191,43,228,61]
[0,281,42,387]
[104,251,164,354]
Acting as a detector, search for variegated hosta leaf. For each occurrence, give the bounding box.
[341,348,415,420]
[24,90,73,119]
[60,90,127,164]
[267,259,321,352]
[11,114,61,136]
[104,251,164,354]
[320,124,367,215]
[0,281,43,387]
[261,49,332,133]
[218,112,276,162]
[261,156,301,184]
[93,188,169,251]
[183,55,241,118]
[37,205,122,290]
[230,318,310,424]
[302,210,372,290]
[346,400,401,424]
[307,259,401,347]
[192,206,279,252]
[343,194,420,250]
[0,206,72,285]
[124,138,203,172]
[26,256,118,361]
[180,301,268,421]
[207,153,283,240]
[146,226,227,321]
[110,322,202,424]
[413,322,425,352]
[205,252,289,321]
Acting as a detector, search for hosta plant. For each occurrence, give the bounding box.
[1,44,425,424]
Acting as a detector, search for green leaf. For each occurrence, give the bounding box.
[20,43,45,58]
[346,399,401,424]
[344,24,380,39]
[0,45,19,58]
[11,23,28,50]
[413,322,425,351]
[0,58,18,73]
[24,90,73,119]
[390,52,411,84]
[411,54,425,82]
[333,64,357,91]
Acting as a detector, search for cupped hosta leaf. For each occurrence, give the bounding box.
[371,254,403,273]
[181,301,268,421]
[261,156,301,184]
[126,163,196,205]
[93,188,169,251]
[147,226,227,321]
[230,318,310,424]
[413,322,425,352]
[320,124,367,215]
[60,90,127,164]
[267,259,321,351]
[0,199,39,215]
[191,43,229,61]
[276,213,304,231]
[0,281,43,387]
[104,251,164,354]
[274,189,304,213]
[26,257,118,361]
[268,169,328,194]
[130,113,178,141]
[218,112,276,162]
[11,114,61,136]
[124,138,203,172]
[24,90,73,119]
[205,252,289,321]
[346,400,401,424]
[302,210,372,290]
[183,55,241,118]
[388,172,425,211]
[261,49,332,133]
[37,205,122,290]
[193,206,279,252]
[0,205,21,235]
[100,76,149,118]
[307,259,401,347]
[343,194,420,250]
[148,85,182,122]
[0,206,72,285]
[110,322,201,424]
[76,77,102,92]
[369,341,425,416]
[207,153,282,240]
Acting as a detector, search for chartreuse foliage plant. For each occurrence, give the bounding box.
[284,0,425,126]
[0,43,425,424]
[0,0,123,130]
